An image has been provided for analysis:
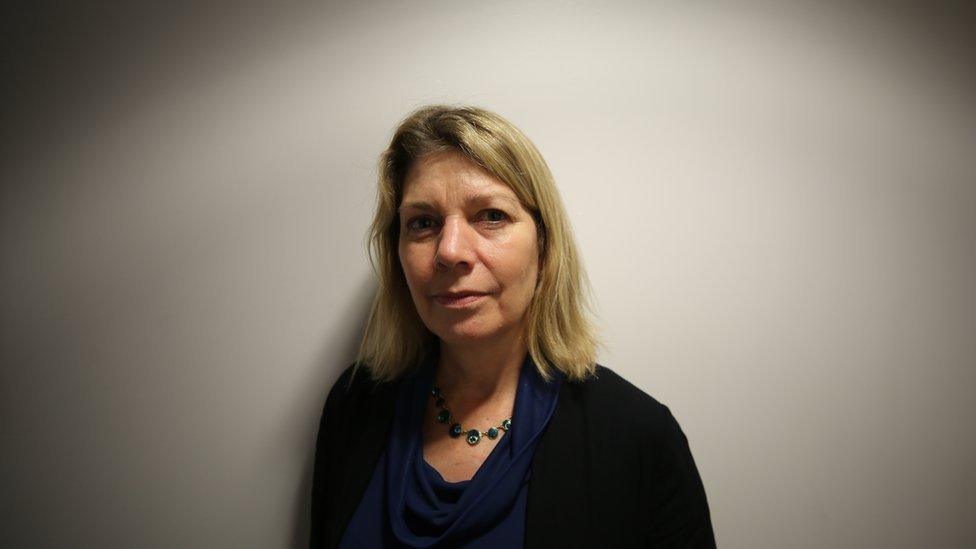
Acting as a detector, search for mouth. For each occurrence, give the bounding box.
[432,292,488,308]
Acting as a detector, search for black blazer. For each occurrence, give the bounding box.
[310,363,716,548]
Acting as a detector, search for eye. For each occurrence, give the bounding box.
[481,209,508,225]
[406,216,438,233]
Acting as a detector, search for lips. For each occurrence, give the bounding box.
[432,291,488,307]
[434,291,486,299]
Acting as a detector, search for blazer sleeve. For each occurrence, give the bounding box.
[642,406,716,548]
[309,365,355,548]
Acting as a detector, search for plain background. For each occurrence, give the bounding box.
[2,1,974,547]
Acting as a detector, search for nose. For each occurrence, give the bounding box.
[435,215,476,270]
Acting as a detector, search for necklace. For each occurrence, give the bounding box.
[430,385,511,446]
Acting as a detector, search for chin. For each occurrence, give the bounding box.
[437,330,492,345]
[433,322,501,345]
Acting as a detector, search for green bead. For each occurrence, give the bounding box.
[449,424,463,438]
[501,419,512,431]
[466,430,481,445]
[436,410,450,423]
[487,427,499,439]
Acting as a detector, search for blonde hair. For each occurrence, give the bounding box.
[355,105,602,383]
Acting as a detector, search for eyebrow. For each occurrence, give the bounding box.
[398,193,520,214]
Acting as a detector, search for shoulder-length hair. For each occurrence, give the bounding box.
[355,105,602,383]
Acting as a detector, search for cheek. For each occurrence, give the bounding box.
[491,238,539,292]
[397,244,415,285]
[399,244,430,290]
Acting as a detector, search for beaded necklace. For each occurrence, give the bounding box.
[430,385,511,446]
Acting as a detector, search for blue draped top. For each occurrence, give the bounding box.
[339,352,562,548]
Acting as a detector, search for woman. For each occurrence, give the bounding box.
[311,105,715,548]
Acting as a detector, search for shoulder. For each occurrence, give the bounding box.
[565,364,692,460]
[328,362,378,398]
[556,365,716,545]
[321,362,399,421]
[572,364,675,430]
[314,363,400,461]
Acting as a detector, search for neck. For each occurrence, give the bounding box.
[434,330,527,405]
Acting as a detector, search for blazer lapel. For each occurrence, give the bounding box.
[525,381,592,548]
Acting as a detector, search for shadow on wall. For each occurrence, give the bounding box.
[0,1,322,172]
[289,275,379,548]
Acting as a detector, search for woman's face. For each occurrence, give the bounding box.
[398,151,540,347]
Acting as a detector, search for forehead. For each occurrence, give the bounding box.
[401,152,518,203]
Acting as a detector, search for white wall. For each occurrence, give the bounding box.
[2,1,974,547]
